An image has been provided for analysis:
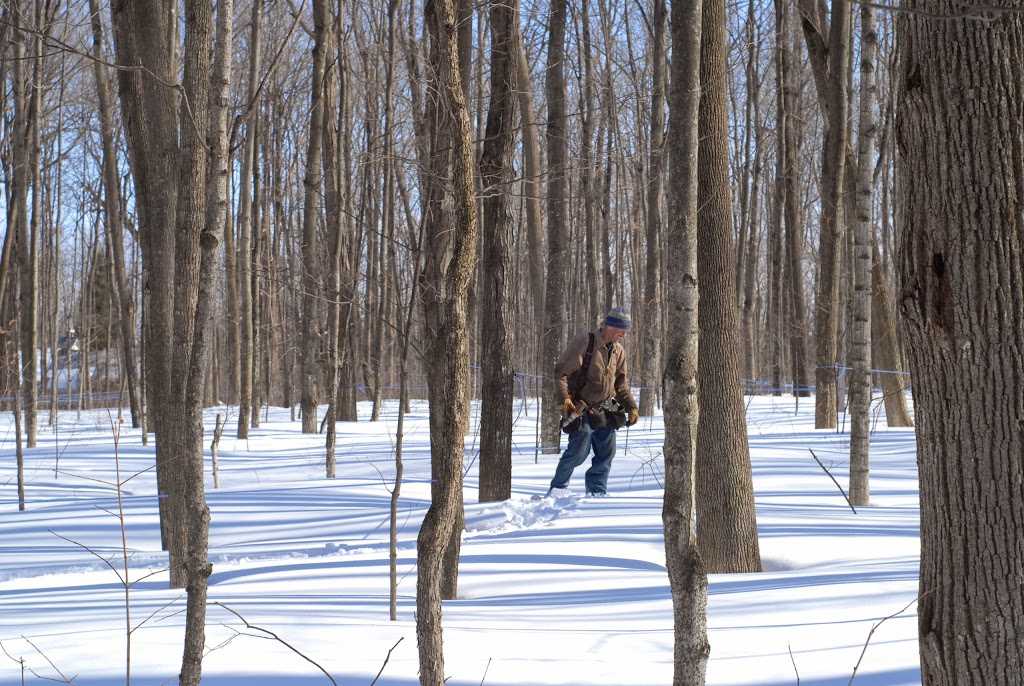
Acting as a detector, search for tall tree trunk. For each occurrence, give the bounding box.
[768,147,784,396]
[511,20,545,361]
[323,0,346,477]
[848,1,877,506]
[779,0,809,398]
[639,0,666,417]
[580,0,598,320]
[478,0,517,504]
[112,0,180,550]
[415,0,477,678]
[739,6,763,387]
[170,4,216,680]
[541,0,568,454]
[112,0,220,628]
[113,0,222,680]
[10,0,39,449]
[300,0,329,434]
[799,0,851,428]
[236,0,262,439]
[664,0,710,680]
[897,6,1024,684]
[251,146,265,429]
[695,0,761,574]
[234,0,262,440]
[88,0,142,429]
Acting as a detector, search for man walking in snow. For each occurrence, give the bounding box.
[548,306,639,497]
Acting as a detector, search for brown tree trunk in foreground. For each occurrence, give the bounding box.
[898,6,1024,685]
[415,0,478,678]
[664,0,709,680]
[695,0,761,574]
[112,0,225,683]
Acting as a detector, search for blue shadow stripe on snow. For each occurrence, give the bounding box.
[754,666,921,686]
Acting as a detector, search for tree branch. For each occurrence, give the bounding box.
[212,602,339,686]
[808,449,857,514]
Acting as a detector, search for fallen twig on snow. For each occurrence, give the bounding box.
[369,637,405,686]
[847,591,932,686]
[213,602,338,685]
[809,448,857,514]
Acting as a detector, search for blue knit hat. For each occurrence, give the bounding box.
[603,306,632,331]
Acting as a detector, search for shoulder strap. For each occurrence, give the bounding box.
[571,334,596,400]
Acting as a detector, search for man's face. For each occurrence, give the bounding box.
[602,325,627,344]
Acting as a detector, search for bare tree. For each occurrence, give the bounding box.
[664,0,709,680]
[848,0,877,506]
[695,0,762,574]
[639,0,666,417]
[415,0,478,678]
[111,0,229,683]
[9,0,41,449]
[299,0,330,434]
[541,0,568,455]
[477,0,518,503]
[236,0,263,439]
[88,0,142,430]
[778,0,809,398]
[798,0,851,428]
[323,0,347,477]
[511,18,544,365]
[737,0,763,386]
[897,4,1024,684]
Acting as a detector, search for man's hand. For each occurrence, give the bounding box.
[627,408,639,426]
[561,398,577,420]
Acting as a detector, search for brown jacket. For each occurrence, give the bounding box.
[554,330,637,412]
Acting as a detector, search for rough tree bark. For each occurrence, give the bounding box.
[541,0,568,454]
[299,0,329,434]
[695,0,762,574]
[477,0,517,503]
[664,0,710,679]
[779,0,810,398]
[415,0,477,679]
[111,0,224,683]
[111,0,180,553]
[322,0,344,478]
[897,5,1024,685]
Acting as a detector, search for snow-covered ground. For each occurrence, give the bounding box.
[0,394,920,685]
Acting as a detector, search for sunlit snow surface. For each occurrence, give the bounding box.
[0,395,920,685]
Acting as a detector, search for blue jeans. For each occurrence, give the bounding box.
[549,414,617,494]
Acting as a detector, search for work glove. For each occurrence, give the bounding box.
[627,408,639,427]
[561,398,577,420]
